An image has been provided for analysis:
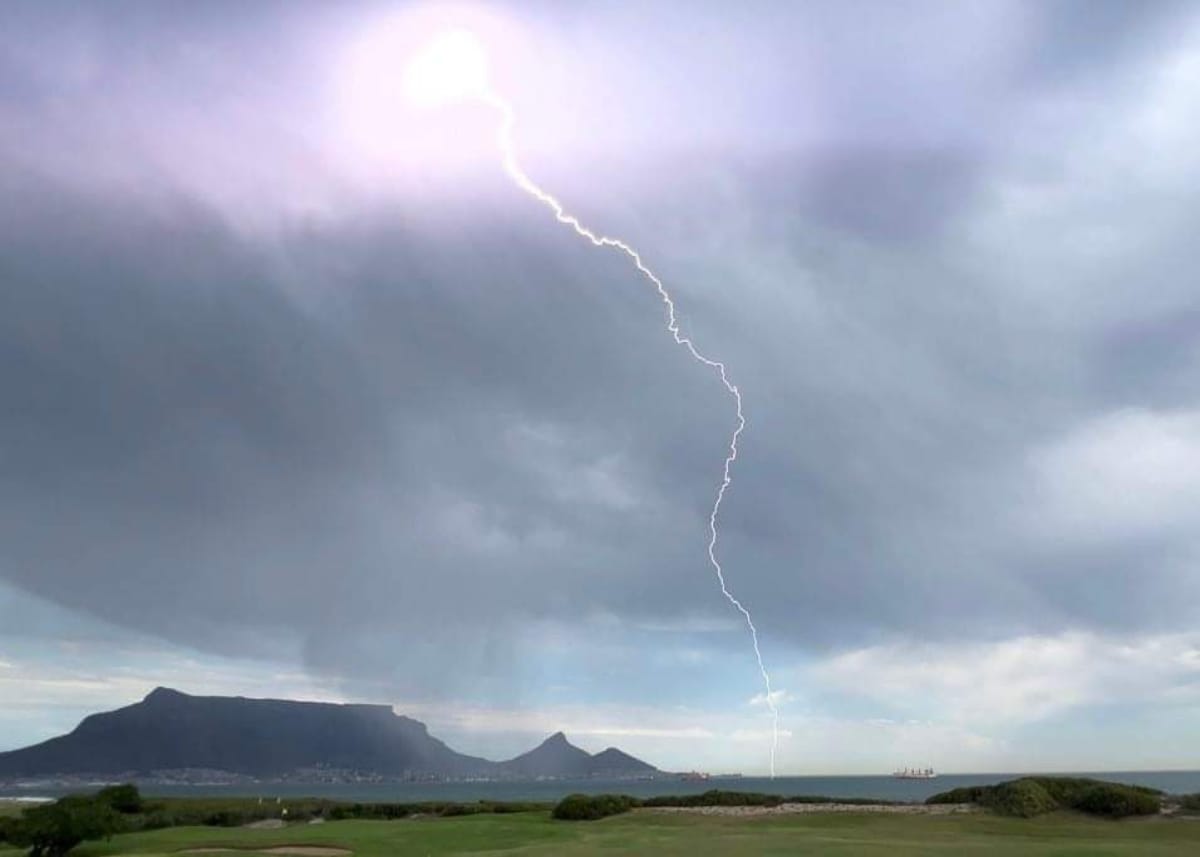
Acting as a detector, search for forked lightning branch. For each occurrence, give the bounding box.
[404,30,780,777]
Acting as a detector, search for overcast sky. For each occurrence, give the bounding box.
[2,0,1199,775]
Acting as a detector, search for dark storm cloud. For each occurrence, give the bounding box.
[1021,0,1195,84]
[1094,310,1200,407]
[0,174,744,691]
[0,182,387,650]
[734,149,981,243]
[1,0,1198,705]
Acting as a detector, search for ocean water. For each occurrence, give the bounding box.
[5,771,1200,803]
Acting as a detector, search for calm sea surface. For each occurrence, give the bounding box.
[5,772,1200,803]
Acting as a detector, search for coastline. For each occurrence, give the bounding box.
[3,771,1200,805]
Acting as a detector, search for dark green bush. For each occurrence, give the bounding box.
[785,795,900,806]
[1178,793,1200,813]
[95,784,143,814]
[552,793,639,821]
[926,785,988,805]
[10,796,124,857]
[983,780,1058,818]
[637,790,900,810]
[926,776,1163,819]
[1072,784,1160,818]
[485,801,545,814]
[137,811,176,831]
[1026,776,1158,807]
[324,800,545,821]
[435,803,482,817]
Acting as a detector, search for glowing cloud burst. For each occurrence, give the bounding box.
[402,29,490,107]
[398,29,780,775]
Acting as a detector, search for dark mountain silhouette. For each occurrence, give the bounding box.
[500,731,594,777]
[589,746,657,775]
[0,687,491,778]
[0,688,659,781]
[497,732,657,778]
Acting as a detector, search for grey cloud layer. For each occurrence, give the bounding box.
[2,0,1198,703]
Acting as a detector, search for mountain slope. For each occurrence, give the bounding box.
[589,746,657,775]
[0,687,493,778]
[500,732,658,778]
[0,688,660,780]
[500,731,595,777]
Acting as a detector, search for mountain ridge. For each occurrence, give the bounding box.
[0,687,660,782]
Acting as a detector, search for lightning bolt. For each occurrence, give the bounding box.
[483,92,780,776]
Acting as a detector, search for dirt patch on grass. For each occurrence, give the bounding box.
[646,802,977,817]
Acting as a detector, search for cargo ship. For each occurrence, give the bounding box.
[893,767,937,779]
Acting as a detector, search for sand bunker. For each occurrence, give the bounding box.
[647,802,977,816]
[177,847,351,856]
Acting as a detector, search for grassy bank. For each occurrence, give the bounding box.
[4,783,1199,856]
[0,810,1196,857]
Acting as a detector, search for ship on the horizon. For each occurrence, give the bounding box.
[893,766,937,779]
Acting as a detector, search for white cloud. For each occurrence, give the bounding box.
[810,631,1200,727]
[0,653,346,727]
[748,689,791,708]
[506,422,642,512]
[1028,408,1200,545]
[730,727,793,743]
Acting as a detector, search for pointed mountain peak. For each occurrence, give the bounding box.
[589,745,658,772]
[543,731,570,745]
[144,686,187,703]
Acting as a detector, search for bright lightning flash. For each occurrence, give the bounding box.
[402,30,490,107]
[400,30,780,776]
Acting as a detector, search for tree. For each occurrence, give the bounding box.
[96,784,143,814]
[11,796,123,857]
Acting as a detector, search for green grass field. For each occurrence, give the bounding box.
[3,809,1198,857]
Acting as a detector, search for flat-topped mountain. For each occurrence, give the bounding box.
[0,688,659,782]
[0,687,491,779]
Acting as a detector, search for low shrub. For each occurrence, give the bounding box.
[552,793,639,821]
[325,800,545,821]
[1178,793,1200,813]
[137,811,177,831]
[434,803,483,817]
[334,802,415,821]
[927,776,1163,819]
[1072,784,1160,818]
[9,795,125,857]
[785,795,901,806]
[926,785,988,805]
[641,790,781,808]
[553,789,888,818]
[983,780,1057,818]
[95,784,143,814]
[484,801,545,814]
